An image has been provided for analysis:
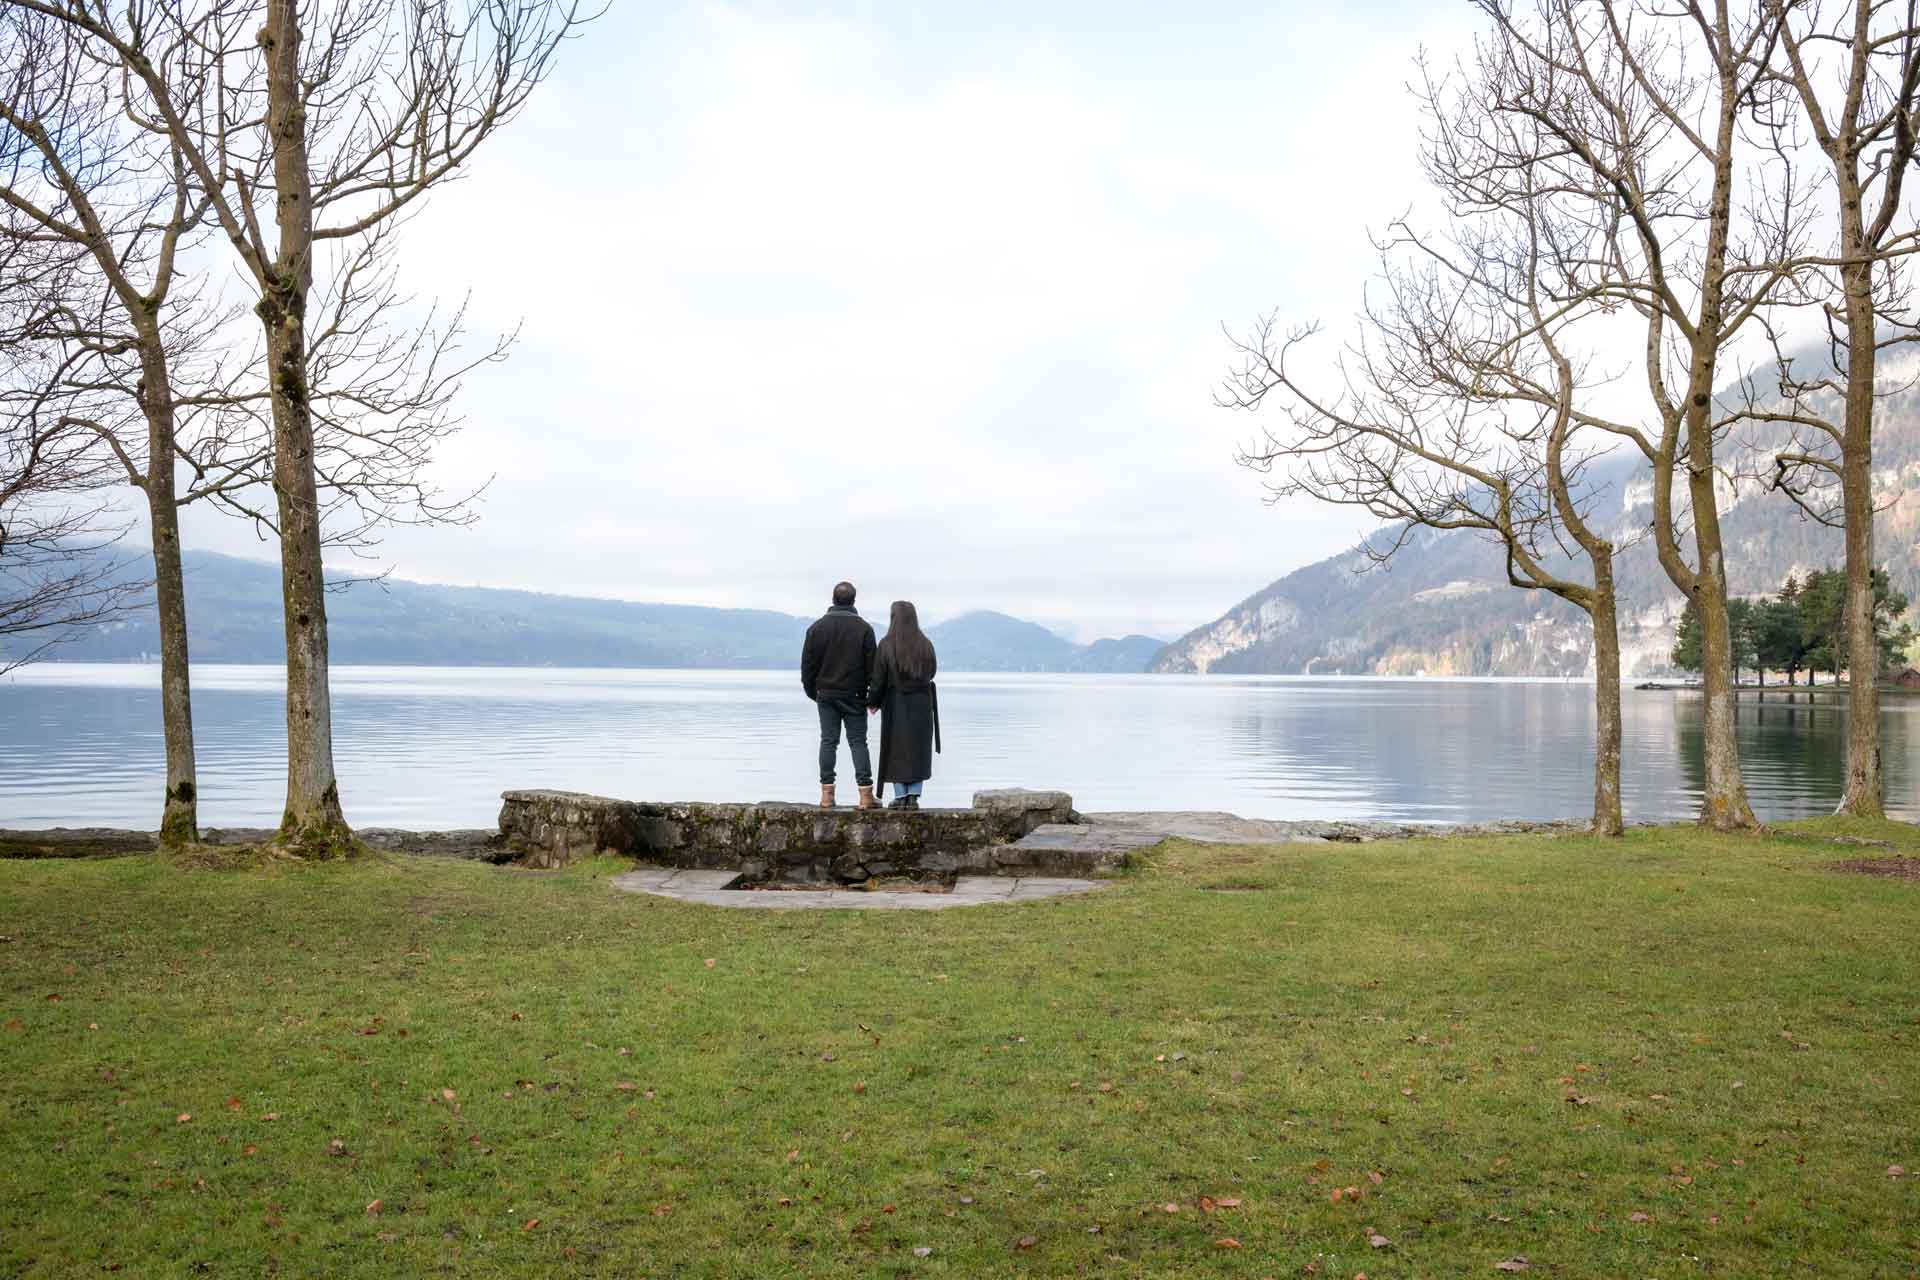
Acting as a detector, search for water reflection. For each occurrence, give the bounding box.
[0,665,1911,828]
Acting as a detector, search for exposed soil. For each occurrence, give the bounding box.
[1830,856,1920,882]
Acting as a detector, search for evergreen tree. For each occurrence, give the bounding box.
[1672,597,1704,674]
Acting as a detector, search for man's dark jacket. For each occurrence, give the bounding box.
[800,605,876,701]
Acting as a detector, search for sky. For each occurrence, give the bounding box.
[177,0,1487,642]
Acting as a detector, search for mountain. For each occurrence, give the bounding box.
[1153,379,1920,678]
[926,611,1164,673]
[11,549,1163,672]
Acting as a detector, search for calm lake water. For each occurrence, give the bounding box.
[1,664,1914,829]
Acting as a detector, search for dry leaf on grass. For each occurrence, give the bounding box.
[1493,1259,1529,1273]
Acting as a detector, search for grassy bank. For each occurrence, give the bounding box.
[2,822,1916,1277]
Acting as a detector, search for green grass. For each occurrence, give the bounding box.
[2,822,1917,1278]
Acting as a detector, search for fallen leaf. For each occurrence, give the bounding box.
[3,1019,22,1033]
[225,1097,243,1112]
[365,1199,383,1215]
[1368,1232,1391,1248]
[882,1204,896,1214]
[853,1082,867,1095]
[441,1089,456,1102]
[1629,1211,1651,1223]
[1493,1260,1530,1273]
[327,1139,348,1157]
[1154,1054,1166,1063]
[704,958,715,969]
[1198,1195,1218,1213]
[1098,1081,1115,1093]
[1890,1165,1907,1178]
[1014,1235,1037,1251]
[651,1204,672,1217]
[1214,1237,1242,1248]
[510,1012,522,1022]
[615,1082,637,1092]
[1215,1197,1243,1208]
[913,1246,932,1257]
[176,1113,192,1124]
[1163,1202,1183,1214]
[1368,1171,1385,1185]
[261,1112,280,1121]
[242,1144,258,1156]
[786,1149,800,1163]
[522,1218,540,1231]
[1731,1081,1744,1090]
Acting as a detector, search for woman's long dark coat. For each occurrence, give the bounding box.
[868,644,940,785]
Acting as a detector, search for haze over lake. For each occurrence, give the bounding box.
[4,665,1912,830]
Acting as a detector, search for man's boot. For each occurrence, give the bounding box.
[857,785,879,810]
[820,784,835,809]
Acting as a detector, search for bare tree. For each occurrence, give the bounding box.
[1738,0,1920,818]
[0,404,139,673]
[0,12,252,842]
[1231,0,1806,831]
[1223,228,1634,834]
[1450,0,1808,831]
[17,0,581,855]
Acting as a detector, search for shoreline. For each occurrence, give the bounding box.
[1,811,1590,864]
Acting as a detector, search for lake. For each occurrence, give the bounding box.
[1,665,1913,829]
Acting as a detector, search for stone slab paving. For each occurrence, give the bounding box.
[1011,811,1585,860]
[610,867,1107,910]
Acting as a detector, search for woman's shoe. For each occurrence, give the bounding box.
[820,785,835,809]
[856,786,879,810]
[886,796,907,810]
[904,795,920,811]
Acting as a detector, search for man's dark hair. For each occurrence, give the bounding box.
[832,581,856,608]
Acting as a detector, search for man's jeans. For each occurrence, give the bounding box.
[817,696,872,787]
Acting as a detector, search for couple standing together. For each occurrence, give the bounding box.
[800,581,940,810]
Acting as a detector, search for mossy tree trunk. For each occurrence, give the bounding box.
[261,0,350,857]
[135,323,199,848]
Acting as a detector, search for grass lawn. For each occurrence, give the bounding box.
[2,821,1917,1278]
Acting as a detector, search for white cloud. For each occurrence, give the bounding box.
[177,1,1484,641]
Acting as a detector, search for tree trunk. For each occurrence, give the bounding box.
[137,328,198,848]
[1834,204,1882,816]
[1687,475,1759,831]
[1589,561,1624,836]
[261,0,351,857]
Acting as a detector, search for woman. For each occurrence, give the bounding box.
[867,600,940,809]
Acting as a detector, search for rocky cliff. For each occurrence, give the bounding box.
[1154,374,1920,677]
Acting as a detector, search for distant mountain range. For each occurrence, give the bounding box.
[11,547,1165,673]
[1152,373,1920,677]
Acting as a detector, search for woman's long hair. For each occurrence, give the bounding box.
[881,600,936,680]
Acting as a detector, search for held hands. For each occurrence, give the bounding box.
[868,707,879,715]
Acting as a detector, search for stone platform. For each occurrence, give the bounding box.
[499,787,1090,880]
[610,867,1107,909]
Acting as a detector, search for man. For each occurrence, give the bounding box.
[801,580,878,809]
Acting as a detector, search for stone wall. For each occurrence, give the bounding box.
[497,788,1088,881]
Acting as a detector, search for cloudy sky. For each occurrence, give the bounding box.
[181,0,1483,641]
